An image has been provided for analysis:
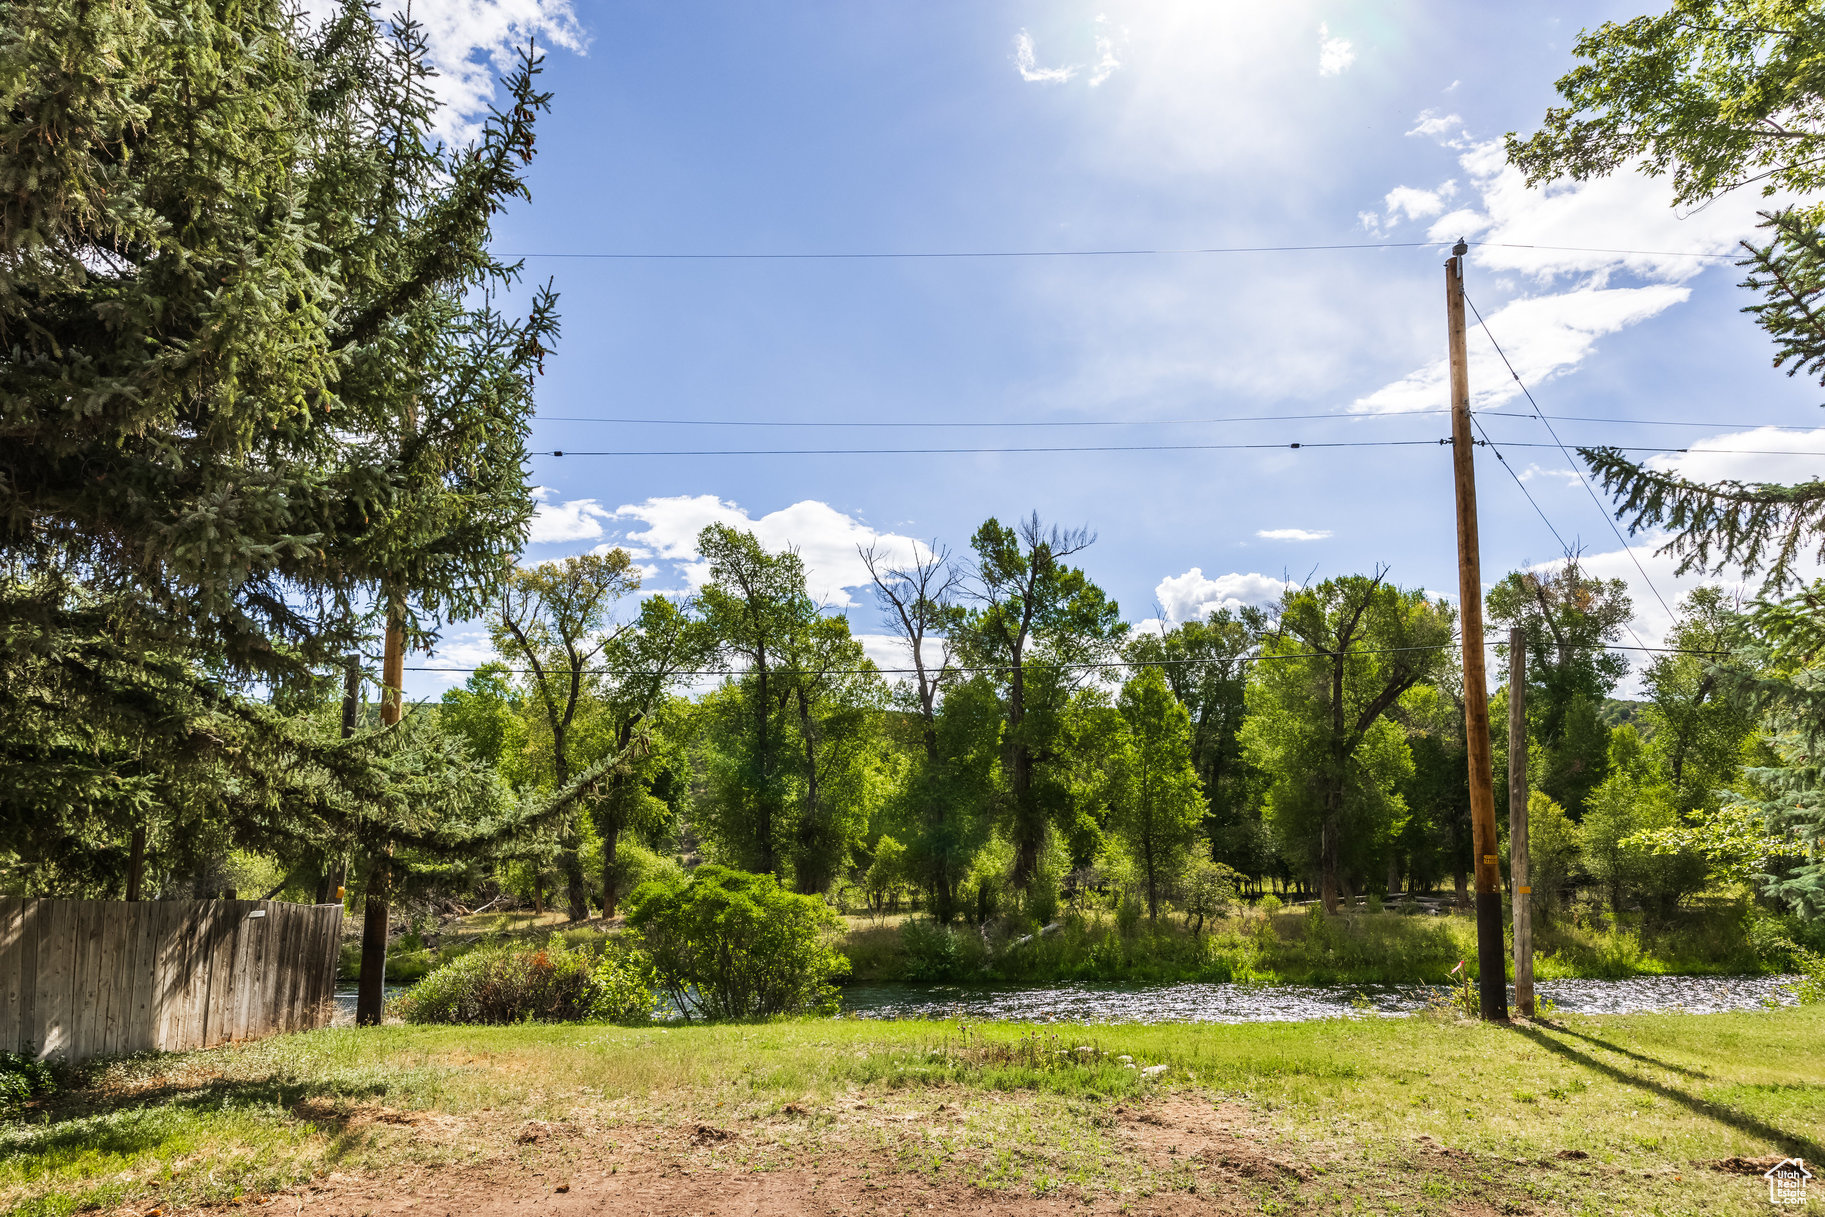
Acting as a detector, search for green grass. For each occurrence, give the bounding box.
[846,901,1792,986]
[3,1006,1820,1216]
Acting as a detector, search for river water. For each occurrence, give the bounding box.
[834,974,1801,1022]
[335,974,1798,1026]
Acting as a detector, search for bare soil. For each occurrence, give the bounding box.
[166,1094,1538,1217]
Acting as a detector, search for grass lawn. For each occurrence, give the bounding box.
[3,1005,1820,1216]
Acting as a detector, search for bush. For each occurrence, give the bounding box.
[607,844,685,912]
[900,918,965,981]
[589,945,660,1022]
[0,1053,53,1120]
[627,865,849,1020]
[391,939,600,1024]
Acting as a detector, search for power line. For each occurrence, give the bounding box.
[532,408,1818,430]
[1462,289,1678,626]
[1468,412,1574,557]
[541,439,1445,457]
[403,640,1731,678]
[501,239,1739,262]
[538,439,1825,458]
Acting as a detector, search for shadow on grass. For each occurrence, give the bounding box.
[1512,1025,1824,1163]
[1544,1025,1713,1080]
[2,1078,390,1167]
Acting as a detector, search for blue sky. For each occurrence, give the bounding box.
[386,0,1825,695]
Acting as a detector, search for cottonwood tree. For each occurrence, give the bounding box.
[1240,574,1455,912]
[1486,558,1633,814]
[592,596,710,916]
[863,541,997,920]
[1107,667,1205,920]
[1125,607,1268,878]
[492,551,642,920]
[952,514,1126,891]
[695,527,819,876]
[696,526,887,890]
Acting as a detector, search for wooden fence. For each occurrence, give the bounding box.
[0,898,344,1061]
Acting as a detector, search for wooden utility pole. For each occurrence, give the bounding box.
[1446,240,1508,1021]
[1508,626,1534,1016]
[355,604,405,1027]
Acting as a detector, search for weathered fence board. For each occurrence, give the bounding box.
[0,898,342,1062]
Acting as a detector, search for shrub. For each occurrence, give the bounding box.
[1180,857,1239,935]
[900,918,964,981]
[589,945,660,1023]
[1790,949,1825,1005]
[0,1053,53,1120]
[627,865,849,1020]
[1258,893,1284,916]
[607,844,684,913]
[391,939,599,1024]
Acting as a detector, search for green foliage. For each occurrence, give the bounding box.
[1582,728,1708,917]
[390,939,604,1025]
[950,514,1126,889]
[1242,574,1453,909]
[589,948,661,1024]
[1180,856,1239,935]
[1107,667,1206,919]
[1125,608,1267,876]
[0,1052,54,1120]
[898,918,978,981]
[626,865,849,1020]
[1527,792,1583,918]
[694,527,887,893]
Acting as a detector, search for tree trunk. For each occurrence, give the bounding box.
[1453,868,1468,909]
[795,687,823,894]
[356,852,390,1026]
[1387,856,1401,897]
[533,871,545,916]
[562,846,590,922]
[602,823,621,918]
[125,823,146,901]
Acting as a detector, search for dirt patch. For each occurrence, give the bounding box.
[1707,1154,1792,1175]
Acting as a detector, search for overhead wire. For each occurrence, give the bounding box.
[538,439,1825,458]
[1462,288,1679,628]
[532,408,1819,430]
[501,239,1740,262]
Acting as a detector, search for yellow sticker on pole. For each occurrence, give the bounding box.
[1483,855,1498,866]
[1518,886,1531,894]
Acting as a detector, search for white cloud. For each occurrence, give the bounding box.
[1406,109,1466,144]
[1155,568,1292,622]
[1648,426,1825,486]
[1517,463,1581,486]
[1089,15,1125,86]
[417,628,499,686]
[610,495,930,609]
[1317,23,1355,76]
[298,0,585,142]
[1354,284,1691,414]
[1256,528,1332,542]
[1384,181,1455,222]
[1436,138,1769,282]
[1014,29,1078,83]
[528,487,614,543]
